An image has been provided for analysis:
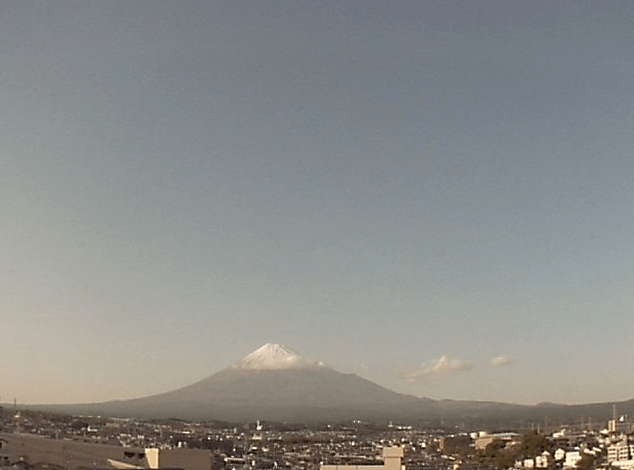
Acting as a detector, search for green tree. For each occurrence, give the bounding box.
[483,440,515,469]
[577,453,598,470]
[519,431,547,458]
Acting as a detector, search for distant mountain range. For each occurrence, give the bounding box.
[35,343,634,427]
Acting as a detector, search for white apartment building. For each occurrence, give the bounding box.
[607,438,634,468]
[563,450,581,469]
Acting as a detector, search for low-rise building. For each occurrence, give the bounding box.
[321,446,403,470]
[563,450,581,468]
[474,432,521,451]
[608,438,634,463]
[535,451,551,468]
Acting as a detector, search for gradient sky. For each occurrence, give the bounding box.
[2,1,634,407]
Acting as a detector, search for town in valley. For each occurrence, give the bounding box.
[1,403,634,470]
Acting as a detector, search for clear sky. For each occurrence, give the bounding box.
[2,1,634,407]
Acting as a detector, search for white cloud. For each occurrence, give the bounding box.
[399,355,475,382]
[491,355,512,367]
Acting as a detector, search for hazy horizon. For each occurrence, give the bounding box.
[4,340,632,408]
[2,1,634,407]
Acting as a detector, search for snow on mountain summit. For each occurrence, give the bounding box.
[236,343,323,370]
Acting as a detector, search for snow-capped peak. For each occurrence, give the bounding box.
[236,343,323,370]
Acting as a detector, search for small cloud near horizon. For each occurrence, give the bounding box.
[491,355,513,367]
[398,355,475,382]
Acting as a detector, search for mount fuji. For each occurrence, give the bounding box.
[41,343,436,422]
[35,343,634,425]
[101,342,436,422]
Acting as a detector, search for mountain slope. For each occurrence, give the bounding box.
[42,343,434,422]
[93,366,430,422]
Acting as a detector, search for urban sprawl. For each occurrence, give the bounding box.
[2,406,634,470]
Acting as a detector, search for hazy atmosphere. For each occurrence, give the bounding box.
[2,1,634,407]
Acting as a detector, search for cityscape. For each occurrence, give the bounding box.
[2,344,634,470]
[3,2,634,470]
[2,400,634,470]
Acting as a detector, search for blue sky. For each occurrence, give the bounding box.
[2,1,634,406]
